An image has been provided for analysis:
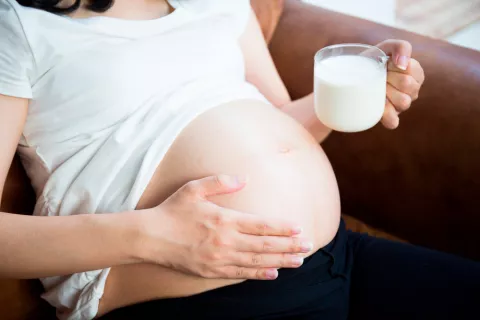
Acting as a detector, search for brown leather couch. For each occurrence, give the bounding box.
[1,0,480,319]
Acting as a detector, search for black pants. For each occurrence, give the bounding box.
[103,220,480,319]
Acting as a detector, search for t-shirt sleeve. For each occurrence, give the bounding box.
[0,1,34,99]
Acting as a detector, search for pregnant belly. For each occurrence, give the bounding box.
[136,99,341,297]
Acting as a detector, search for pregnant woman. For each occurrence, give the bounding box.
[0,0,479,319]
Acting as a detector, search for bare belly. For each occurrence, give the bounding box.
[135,99,341,298]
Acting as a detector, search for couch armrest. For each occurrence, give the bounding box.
[270,0,480,260]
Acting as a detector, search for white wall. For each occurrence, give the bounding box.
[303,0,397,27]
[448,21,480,51]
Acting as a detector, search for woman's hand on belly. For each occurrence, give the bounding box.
[136,175,313,280]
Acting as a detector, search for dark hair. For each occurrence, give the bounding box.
[17,0,114,14]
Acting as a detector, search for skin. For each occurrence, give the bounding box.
[0,0,425,315]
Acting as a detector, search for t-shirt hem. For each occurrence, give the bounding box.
[122,92,270,212]
[0,82,32,99]
[53,268,111,320]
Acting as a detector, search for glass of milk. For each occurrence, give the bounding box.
[314,44,388,132]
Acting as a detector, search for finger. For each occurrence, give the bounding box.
[377,39,412,71]
[408,58,425,85]
[387,72,420,98]
[381,99,400,130]
[387,84,412,112]
[233,212,303,236]
[184,175,247,199]
[219,267,279,280]
[387,58,425,85]
[387,60,408,74]
[232,252,304,269]
[235,234,314,254]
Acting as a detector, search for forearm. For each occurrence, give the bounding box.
[0,210,143,279]
[279,93,332,143]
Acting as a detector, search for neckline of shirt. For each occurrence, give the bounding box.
[60,0,189,38]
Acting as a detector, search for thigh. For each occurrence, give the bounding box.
[347,232,480,320]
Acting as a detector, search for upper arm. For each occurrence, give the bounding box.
[239,10,291,108]
[0,95,28,200]
[0,2,34,200]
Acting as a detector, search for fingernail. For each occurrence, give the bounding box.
[292,257,304,267]
[396,55,409,70]
[291,226,303,235]
[301,242,314,253]
[266,269,278,280]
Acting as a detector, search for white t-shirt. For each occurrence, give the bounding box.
[0,0,268,319]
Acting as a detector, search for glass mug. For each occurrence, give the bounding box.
[314,44,388,133]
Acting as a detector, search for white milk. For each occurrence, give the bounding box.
[314,55,387,132]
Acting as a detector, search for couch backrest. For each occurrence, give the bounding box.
[0,1,286,319]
